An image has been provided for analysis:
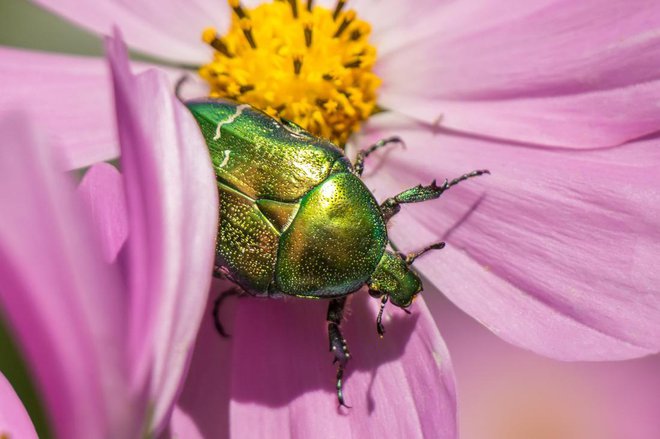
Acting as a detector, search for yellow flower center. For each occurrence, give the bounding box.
[200,0,381,145]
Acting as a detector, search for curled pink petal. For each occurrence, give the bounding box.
[229,294,457,438]
[356,113,660,360]
[35,0,228,63]
[0,47,118,169]
[77,163,128,263]
[0,373,38,439]
[106,33,219,431]
[376,0,660,147]
[0,112,135,438]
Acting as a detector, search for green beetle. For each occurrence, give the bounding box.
[187,99,488,406]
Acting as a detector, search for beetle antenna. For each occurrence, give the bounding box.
[406,242,445,265]
[175,74,190,102]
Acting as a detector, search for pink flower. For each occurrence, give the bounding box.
[0,36,218,437]
[1,0,660,437]
[0,31,457,437]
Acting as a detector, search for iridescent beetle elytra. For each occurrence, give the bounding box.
[187,99,488,406]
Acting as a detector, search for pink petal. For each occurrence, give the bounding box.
[106,34,219,431]
[167,407,206,439]
[0,112,135,438]
[0,373,38,439]
[434,293,660,439]
[0,47,118,169]
[350,0,448,54]
[168,283,235,439]
[77,163,128,263]
[0,47,202,171]
[34,0,228,64]
[355,113,660,361]
[229,294,457,438]
[376,0,660,148]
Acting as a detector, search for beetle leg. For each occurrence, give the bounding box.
[212,288,242,338]
[376,295,389,337]
[380,169,490,222]
[327,297,352,408]
[353,136,405,176]
[406,242,446,265]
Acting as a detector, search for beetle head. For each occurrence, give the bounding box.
[368,250,423,308]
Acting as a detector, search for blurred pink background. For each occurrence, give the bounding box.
[428,290,660,439]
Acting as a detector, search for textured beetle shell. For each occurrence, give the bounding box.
[188,100,387,298]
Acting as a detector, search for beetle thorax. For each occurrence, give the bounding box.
[200,0,380,145]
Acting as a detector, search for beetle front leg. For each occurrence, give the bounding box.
[353,136,405,176]
[380,169,490,222]
[327,297,352,408]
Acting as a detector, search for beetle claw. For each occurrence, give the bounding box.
[336,366,352,409]
[376,321,385,337]
[212,288,242,338]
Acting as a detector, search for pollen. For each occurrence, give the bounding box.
[199,0,381,146]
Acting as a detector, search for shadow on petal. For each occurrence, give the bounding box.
[230,293,456,438]
[170,280,235,439]
[230,292,417,407]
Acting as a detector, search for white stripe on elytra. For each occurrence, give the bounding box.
[213,104,250,140]
[219,150,231,168]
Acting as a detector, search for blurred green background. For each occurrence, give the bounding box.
[0,0,101,55]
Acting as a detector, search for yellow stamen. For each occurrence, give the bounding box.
[293,54,304,75]
[229,0,248,18]
[303,20,313,47]
[199,0,381,145]
[333,10,355,38]
[239,18,257,49]
[287,0,299,18]
[333,0,346,20]
[202,27,234,57]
